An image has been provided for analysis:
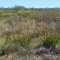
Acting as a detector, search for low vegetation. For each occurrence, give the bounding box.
[0,6,60,60]
[42,33,59,49]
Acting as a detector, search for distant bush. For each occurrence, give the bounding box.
[0,13,14,17]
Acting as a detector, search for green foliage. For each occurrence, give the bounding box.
[18,34,31,48]
[0,13,15,17]
[41,33,59,48]
[4,32,32,48]
[17,9,37,17]
[17,9,32,16]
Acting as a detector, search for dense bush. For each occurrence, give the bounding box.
[40,33,59,50]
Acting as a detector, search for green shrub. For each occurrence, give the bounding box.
[41,33,59,49]
[4,32,32,48]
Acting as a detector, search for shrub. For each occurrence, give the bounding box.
[4,32,32,48]
[41,33,59,50]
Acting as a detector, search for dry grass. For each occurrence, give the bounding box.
[0,54,60,60]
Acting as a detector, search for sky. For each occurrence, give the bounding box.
[0,0,60,8]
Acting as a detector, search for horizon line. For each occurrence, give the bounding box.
[0,5,60,9]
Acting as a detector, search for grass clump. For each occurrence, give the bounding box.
[41,33,59,49]
[4,32,32,48]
